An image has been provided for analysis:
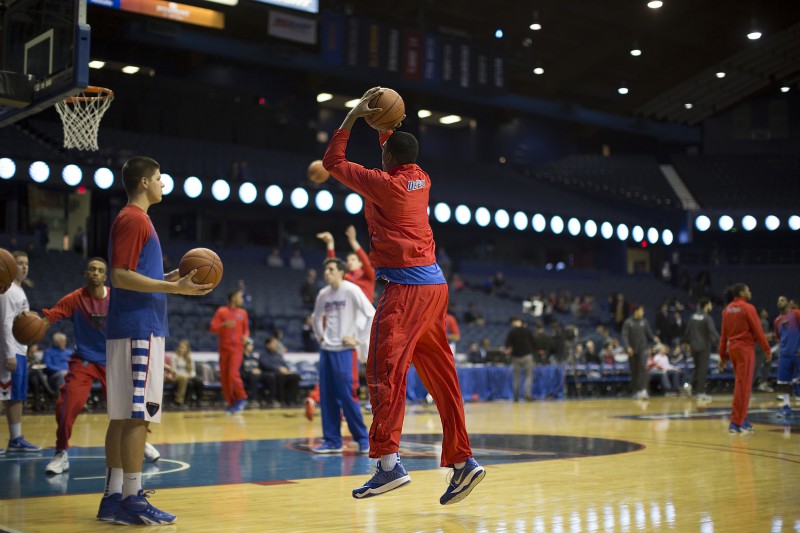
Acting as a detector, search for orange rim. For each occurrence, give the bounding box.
[63,86,114,103]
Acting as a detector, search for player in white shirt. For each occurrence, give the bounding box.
[311,257,375,454]
[0,251,42,453]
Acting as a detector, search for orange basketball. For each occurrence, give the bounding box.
[365,88,405,131]
[12,311,47,345]
[0,248,17,294]
[178,248,223,289]
[307,160,329,184]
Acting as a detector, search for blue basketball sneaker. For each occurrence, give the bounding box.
[778,405,793,420]
[96,493,121,521]
[740,418,754,432]
[352,458,411,499]
[440,458,486,505]
[6,436,42,452]
[114,490,176,525]
[311,442,343,454]
[728,422,742,433]
[227,399,247,415]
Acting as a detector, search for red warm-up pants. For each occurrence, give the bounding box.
[55,356,107,451]
[728,344,755,426]
[219,349,247,406]
[367,282,472,467]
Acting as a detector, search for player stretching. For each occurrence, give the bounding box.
[323,86,485,505]
[41,258,159,475]
[774,296,799,421]
[98,156,211,525]
[718,283,770,433]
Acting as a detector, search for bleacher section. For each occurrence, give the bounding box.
[672,154,800,209]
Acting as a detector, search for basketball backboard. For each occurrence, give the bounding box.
[0,0,90,126]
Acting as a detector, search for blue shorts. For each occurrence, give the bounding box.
[3,355,29,401]
[777,353,800,384]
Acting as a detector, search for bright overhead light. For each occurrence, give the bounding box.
[316,93,333,103]
[265,185,283,206]
[765,215,780,231]
[529,23,542,30]
[788,216,800,231]
[121,66,140,74]
[513,211,528,231]
[715,71,726,79]
[183,176,203,198]
[239,182,257,204]
[290,187,309,209]
[647,1,663,8]
[454,205,471,225]
[344,99,359,108]
[584,220,598,238]
[344,193,363,214]
[550,216,564,235]
[632,225,644,242]
[741,215,757,231]
[29,161,50,183]
[161,174,174,195]
[434,203,451,223]
[662,229,674,246]
[62,164,82,186]
[647,227,659,244]
[718,215,734,232]
[315,190,334,212]
[618,87,629,95]
[630,48,642,57]
[780,86,790,93]
[533,67,544,75]
[211,179,231,201]
[600,222,614,239]
[203,0,238,5]
[684,102,693,109]
[747,31,761,40]
[695,215,711,232]
[88,60,105,69]
[495,29,504,39]
[94,167,114,189]
[439,115,462,124]
[616,224,629,241]
[417,109,432,118]
[475,207,491,227]
[494,209,510,229]
[0,158,16,179]
[532,214,546,232]
[567,218,581,237]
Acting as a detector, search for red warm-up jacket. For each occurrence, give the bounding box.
[718,297,770,362]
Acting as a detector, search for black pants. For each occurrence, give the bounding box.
[629,350,648,392]
[752,347,770,387]
[692,349,710,394]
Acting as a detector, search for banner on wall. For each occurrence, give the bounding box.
[88,0,225,29]
[268,10,317,45]
[422,33,440,85]
[401,29,423,81]
[320,10,345,65]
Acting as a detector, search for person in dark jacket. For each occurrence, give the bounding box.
[622,305,657,399]
[258,336,300,406]
[683,298,720,401]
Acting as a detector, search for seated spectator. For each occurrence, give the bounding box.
[467,342,487,365]
[289,249,306,270]
[258,336,301,406]
[463,303,486,327]
[165,339,203,407]
[532,322,551,365]
[299,268,320,310]
[273,329,289,354]
[267,248,285,268]
[451,273,465,292]
[301,314,320,352]
[241,338,275,407]
[28,345,57,408]
[237,279,253,307]
[584,339,602,364]
[43,333,72,394]
[647,344,684,394]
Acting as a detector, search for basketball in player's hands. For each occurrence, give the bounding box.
[0,248,17,294]
[12,311,47,345]
[365,88,405,131]
[179,248,223,289]
[307,160,329,184]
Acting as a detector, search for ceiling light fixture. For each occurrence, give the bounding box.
[121,66,140,74]
[439,115,462,125]
[647,1,663,9]
[684,102,693,109]
[316,93,333,103]
[533,66,544,75]
[780,86,790,93]
[88,60,105,69]
[716,71,726,79]
[417,109,432,118]
[618,86,629,95]
[529,10,541,30]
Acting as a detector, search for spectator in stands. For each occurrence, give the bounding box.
[719,283,770,432]
[272,328,289,354]
[258,336,300,406]
[451,273,465,293]
[164,339,202,407]
[532,322,551,365]
[446,307,460,356]
[467,342,487,365]
[753,308,774,393]
[300,268,320,310]
[463,303,485,327]
[241,338,276,408]
[583,340,601,364]
[654,302,672,341]
[289,249,306,271]
[612,293,630,333]
[237,279,253,307]
[647,344,684,395]
[549,322,567,363]
[437,247,453,280]
[504,317,535,402]
[684,298,719,402]
[209,290,250,414]
[301,315,319,352]
[622,304,657,400]
[267,248,285,268]
[42,333,72,394]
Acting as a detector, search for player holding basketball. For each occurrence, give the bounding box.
[98,156,212,525]
[310,257,374,454]
[40,257,160,475]
[774,295,800,420]
[209,290,250,414]
[323,86,485,504]
[0,250,42,453]
[718,283,770,433]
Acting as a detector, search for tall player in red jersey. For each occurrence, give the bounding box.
[718,283,770,433]
[323,86,484,505]
[209,290,250,414]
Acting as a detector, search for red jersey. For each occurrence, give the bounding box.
[323,129,437,269]
[326,247,375,302]
[719,297,770,361]
[209,306,250,353]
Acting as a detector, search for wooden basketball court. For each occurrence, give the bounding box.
[1,393,797,532]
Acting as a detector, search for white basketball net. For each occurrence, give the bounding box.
[54,87,114,151]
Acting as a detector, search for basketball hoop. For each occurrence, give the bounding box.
[54,86,114,151]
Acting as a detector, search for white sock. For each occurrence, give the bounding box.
[785,393,791,407]
[9,422,21,440]
[380,453,397,470]
[454,461,466,469]
[104,468,123,497]
[122,473,142,499]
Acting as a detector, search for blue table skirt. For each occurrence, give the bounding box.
[406,365,564,402]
